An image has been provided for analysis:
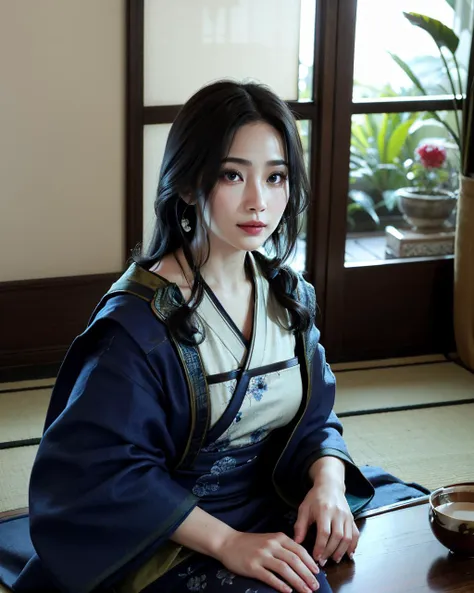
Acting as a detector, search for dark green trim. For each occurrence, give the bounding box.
[302,447,355,483]
[107,264,170,303]
[315,447,354,465]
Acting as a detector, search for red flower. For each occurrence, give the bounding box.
[416,143,447,169]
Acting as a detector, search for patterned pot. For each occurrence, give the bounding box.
[396,187,457,230]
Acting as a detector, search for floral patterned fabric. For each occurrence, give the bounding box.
[144,562,332,592]
[142,508,333,593]
[191,457,237,497]
[141,255,328,592]
[195,253,303,452]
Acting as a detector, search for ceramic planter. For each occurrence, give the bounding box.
[396,187,457,230]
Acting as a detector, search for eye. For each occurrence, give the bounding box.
[219,169,243,183]
[268,172,288,185]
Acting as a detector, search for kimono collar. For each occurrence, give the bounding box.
[108,253,274,323]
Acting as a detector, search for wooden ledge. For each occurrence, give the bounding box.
[356,495,430,520]
[0,507,28,522]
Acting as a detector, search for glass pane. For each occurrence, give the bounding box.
[143,122,312,272]
[143,124,172,248]
[298,0,316,100]
[345,111,460,264]
[297,119,311,173]
[287,120,312,272]
[144,0,303,105]
[353,0,474,100]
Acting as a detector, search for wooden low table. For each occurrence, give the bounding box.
[2,501,474,592]
[325,497,474,592]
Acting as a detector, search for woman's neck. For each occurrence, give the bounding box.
[202,253,250,292]
[177,248,250,293]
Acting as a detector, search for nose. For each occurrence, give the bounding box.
[244,180,267,212]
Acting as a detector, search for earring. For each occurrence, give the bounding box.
[277,222,284,235]
[181,217,192,233]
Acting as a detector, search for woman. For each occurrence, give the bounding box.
[6,81,375,593]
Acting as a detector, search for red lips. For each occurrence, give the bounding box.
[237,222,266,227]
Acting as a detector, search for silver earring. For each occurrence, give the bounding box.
[181,217,192,233]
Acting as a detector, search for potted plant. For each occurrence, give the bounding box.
[389,9,474,368]
[396,141,457,229]
[347,87,458,232]
[390,12,465,153]
[348,109,423,231]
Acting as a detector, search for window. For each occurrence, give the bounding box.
[346,0,474,264]
[353,0,473,100]
[128,0,474,361]
[130,0,318,276]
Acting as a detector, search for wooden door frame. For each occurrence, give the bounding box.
[125,0,471,362]
[322,1,468,361]
[125,0,343,330]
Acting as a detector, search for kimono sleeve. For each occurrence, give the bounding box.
[21,323,198,593]
[274,328,374,514]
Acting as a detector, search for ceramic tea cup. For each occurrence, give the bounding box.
[429,483,474,557]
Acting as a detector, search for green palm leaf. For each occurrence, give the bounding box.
[388,113,402,136]
[352,124,369,151]
[348,190,380,224]
[388,52,427,94]
[386,119,415,162]
[378,114,389,161]
[403,12,459,54]
[366,114,377,142]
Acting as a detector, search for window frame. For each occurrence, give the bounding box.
[126,0,474,361]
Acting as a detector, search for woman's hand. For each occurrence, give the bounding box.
[216,531,320,593]
[294,478,359,566]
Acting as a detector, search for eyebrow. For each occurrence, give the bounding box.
[222,157,288,167]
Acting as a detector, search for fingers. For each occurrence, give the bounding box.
[319,519,345,564]
[265,557,319,593]
[346,520,359,559]
[284,537,320,576]
[312,515,331,564]
[294,505,310,544]
[277,547,320,590]
[327,517,354,563]
[253,565,294,593]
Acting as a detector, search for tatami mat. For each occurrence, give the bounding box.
[0,355,447,389]
[0,446,37,513]
[343,403,474,491]
[2,404,472,513]
[0,378,55,392]
[331,353,448,372]
[1,361,474,444]
[1,360,473,517]
[0,388,50,444]
[334,361,474,415]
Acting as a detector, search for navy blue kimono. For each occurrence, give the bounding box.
[0,256,378,593]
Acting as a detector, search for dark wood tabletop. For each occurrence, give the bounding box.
[325,498,474,592]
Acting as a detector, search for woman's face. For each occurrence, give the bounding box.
[202,122,289,256]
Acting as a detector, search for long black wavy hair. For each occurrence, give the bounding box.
[135,80,312,344]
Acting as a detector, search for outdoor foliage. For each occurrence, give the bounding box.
[349,5,472,228]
